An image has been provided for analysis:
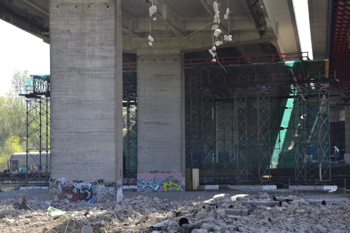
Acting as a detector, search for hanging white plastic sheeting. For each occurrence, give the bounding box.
[224,7,232,41]
[149,5,157,18]
[224,8,229,20]
[213,29,222,37]
[209,49,216,57]
[211,24,219,30]
[224,35,232,41]
[148,35,154,46]
[148,0,157,47]
[215,41,223,46]
[213,1,220,24]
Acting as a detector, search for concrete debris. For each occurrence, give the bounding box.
[0,192,349,232]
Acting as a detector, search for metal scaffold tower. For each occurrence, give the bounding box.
[234,88,271,183]
[185,65,273,184]
[123,71,137,184]
[21,75,50,184]
[293,82,331,182]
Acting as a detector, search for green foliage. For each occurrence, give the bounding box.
[0,70,30,171]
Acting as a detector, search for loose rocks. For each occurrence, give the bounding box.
[0,192,349,232]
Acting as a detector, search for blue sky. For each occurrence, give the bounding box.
[0,0,312,96]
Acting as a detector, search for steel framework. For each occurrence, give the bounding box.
[21,76,50,184]
[293,82,331,181]
[184,59,333,184]
[123,71,137,185]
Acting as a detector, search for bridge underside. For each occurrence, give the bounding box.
[4,0,343,198]
[122,54,334,186]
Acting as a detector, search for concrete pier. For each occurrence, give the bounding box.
[49,0,123,194]
[137,53,185,176]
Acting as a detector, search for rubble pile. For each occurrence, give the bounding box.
[0,192,349,232]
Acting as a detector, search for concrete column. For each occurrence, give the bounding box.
[50,0,123,197]
[345,108,350,153]
[137,53,185,177]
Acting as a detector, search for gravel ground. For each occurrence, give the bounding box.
[0,188,349,232]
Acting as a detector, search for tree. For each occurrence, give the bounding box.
[11,70,30,97]
[0,71,29,171]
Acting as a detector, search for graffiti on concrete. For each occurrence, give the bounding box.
[162,176,182,191]
[137,173,183,192]
[137,177,161,192]
[50,178,115,203]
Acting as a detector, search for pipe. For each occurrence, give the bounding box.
[224,209,249,216]
[236,197,248,201]
[305,199,326,206]
[272,196,293,203]
[244,201,282,207]
[178,218,194,229]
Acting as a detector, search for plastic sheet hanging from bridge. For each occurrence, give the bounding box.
[23,75,50,89]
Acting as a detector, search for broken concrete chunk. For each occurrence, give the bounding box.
[192,230,208,233]
[81,224,94,233]
[224,209,249,216]
[212,193,230,200]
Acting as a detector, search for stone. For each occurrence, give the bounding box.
[81,224,94,233]
[192,229,208,233]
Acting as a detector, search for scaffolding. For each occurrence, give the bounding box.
[184,57,333,184]
[21,75,50,184]
[293,81,331,182]
[123,70,137,185]
[121,53,333,185]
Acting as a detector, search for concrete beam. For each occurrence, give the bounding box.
[262,0,300,54]
[246,0,267,32]
[308,0,329,59]
[22,0,49,18]
[134,0,185,37]
[123,30,277,54]
[0,5,49,43]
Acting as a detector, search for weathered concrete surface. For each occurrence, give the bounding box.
[50,0,123,184]
[137,53,185,175]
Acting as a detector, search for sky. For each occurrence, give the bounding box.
[292,0,313,60]
[0,2,313,96]
[0,20,50,96]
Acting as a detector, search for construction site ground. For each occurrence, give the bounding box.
[0,188,350,232]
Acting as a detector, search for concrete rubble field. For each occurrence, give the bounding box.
[0,191,350,232]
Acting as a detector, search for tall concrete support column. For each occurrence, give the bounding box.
[345,108,350,154]
[50,0,123,201]
[137,53,185,178]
